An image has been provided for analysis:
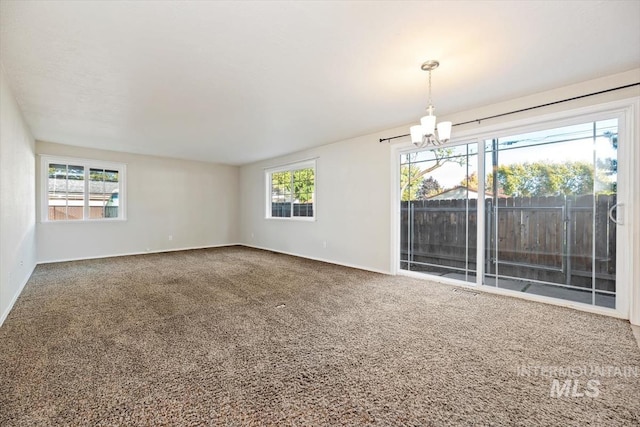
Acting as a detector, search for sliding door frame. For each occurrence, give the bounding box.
[391,97,639,322]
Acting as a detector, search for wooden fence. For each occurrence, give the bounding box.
[271,202,314,217]
[401,194,616,291]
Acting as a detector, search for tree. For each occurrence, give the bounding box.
[596,131,618,194]
[271,171,292,199]
[488,161,608,197]
[460,172,479,190]
[417,176,443,199]
[293,168,314,203]
[400,148,465,201]
[89,169,118,182]
[271,169,314,203]
[400,163,424,201]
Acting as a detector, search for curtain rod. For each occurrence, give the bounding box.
[379,82,640,143]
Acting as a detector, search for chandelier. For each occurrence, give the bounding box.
[410,60,452,147]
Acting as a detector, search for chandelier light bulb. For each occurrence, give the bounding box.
[410,125,423,145]
[437,121,452,142]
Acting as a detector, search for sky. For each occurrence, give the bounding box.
[404,119,618,190]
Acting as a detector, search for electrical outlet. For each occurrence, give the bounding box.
[168,235,173,241]
[323,240,327,248]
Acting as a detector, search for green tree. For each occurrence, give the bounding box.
[487,161,607,197]
[90,169,119,182]
[271,168,315,203]
[460,172,479,190]
[400,164,423,201]
[293,168,314,203]
[271,171,292,199]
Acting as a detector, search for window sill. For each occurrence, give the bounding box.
[40,218,127,224]
[265,216,316,222]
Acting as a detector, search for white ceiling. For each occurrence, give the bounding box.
[1,1,639,165]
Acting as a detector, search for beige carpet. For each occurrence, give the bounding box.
[1,246,639,426]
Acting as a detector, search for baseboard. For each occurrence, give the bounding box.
[0,263,36,328]
[38,242,391,274]
[37,243,243,265]
[631,325,640,350]
[240,244,392,275]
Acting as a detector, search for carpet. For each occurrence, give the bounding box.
[1,246,639,426]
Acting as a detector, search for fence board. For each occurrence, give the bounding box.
[401,194,616,291]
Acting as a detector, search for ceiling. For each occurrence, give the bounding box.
[1,1,639,165]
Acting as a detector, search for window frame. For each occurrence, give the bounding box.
[40,155,127,223]
[265,159,316,221]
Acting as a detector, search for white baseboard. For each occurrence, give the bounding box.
[631,325,640,349]
[38,242,390,274]
[240,243,391,275]
[36,243,243,264]
[0,263,36,328]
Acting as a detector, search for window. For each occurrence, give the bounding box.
[266,160,315,219]
[400,144,478,282]
[482,119,618,308]
[41,156,126,221]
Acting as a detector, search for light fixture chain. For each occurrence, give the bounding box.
[428,69,433,107]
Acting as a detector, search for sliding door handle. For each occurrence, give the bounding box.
[608,202,624,225]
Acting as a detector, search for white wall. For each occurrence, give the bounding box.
[239,134,394,273]
[36,142,239,262]
[0,67,37,326]
[239,68,640,323]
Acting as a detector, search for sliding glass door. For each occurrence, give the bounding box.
[484,119,618,308]
[400,118,621,309]
[400,144,478,282]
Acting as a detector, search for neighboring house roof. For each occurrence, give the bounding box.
[48,179,118,194]
[427,185,504,200]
